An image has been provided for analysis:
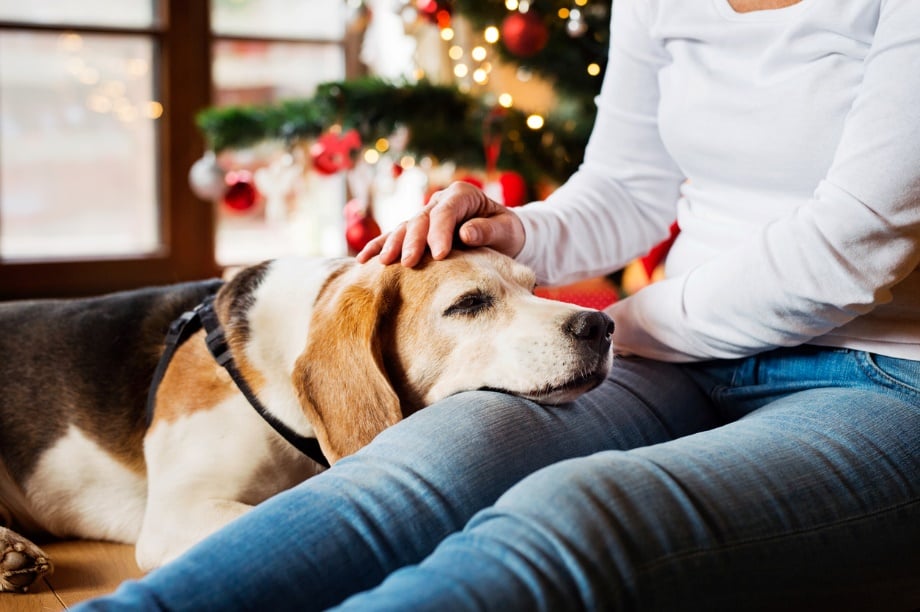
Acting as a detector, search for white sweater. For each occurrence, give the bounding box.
[515,0,920,362]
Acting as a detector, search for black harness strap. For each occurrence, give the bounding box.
[145,308,202,427]
[146,296,329,468]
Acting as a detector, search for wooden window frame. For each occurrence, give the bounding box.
[0,0,219,300]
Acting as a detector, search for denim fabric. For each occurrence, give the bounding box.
[76,348,920,611]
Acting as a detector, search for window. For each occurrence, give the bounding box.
[0,0,215,299]
[0,0,351,299]
[1,31,160,260]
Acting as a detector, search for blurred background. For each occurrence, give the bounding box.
[0,0,645,304]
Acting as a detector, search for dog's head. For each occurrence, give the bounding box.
[220,248,613,464]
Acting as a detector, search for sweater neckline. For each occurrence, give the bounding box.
[713,0,810,22]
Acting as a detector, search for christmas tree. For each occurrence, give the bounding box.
[191,0,616,280]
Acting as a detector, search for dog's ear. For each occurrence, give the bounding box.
[293,268,402,464]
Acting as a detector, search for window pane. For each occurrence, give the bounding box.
[0,0,155,28]
[211,0,345,41]
[213,39,345,106]
[0,31,160,260]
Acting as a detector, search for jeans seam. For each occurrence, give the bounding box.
[855,352,920,401]
[637,497,920,574]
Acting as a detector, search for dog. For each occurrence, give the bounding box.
[0,247,614,593]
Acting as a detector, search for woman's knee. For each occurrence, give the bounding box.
[359,390,542,462]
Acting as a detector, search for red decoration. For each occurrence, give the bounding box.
[482,106,506,174]
[457,174,484,190]
[417,0,451,27]
[535,277,619,309]
[639,222,680,277]
[222,171,259,212]
[501,11,549,58]
[311,129,362,176]
[499,170,527,207]
[344,198,382,253]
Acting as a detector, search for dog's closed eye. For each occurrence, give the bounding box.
[444,291,493,317]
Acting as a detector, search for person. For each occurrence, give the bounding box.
[77,0,919,609]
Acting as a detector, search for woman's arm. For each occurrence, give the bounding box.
[514,0,685,286]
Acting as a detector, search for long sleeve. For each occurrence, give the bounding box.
[513,0,920,362]
[514,0,684,287]
[608,0,920,361]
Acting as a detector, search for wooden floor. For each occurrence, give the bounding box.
[2,540,142,611]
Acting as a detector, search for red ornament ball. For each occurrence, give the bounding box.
[222,171,259,212]
[344,199,382,253]
[499,170,528,207]
[501,11,549,58]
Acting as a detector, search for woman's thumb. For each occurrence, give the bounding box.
[459,213,525,257]
[458,218,491,246]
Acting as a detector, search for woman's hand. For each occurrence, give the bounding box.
[357,181,526,267]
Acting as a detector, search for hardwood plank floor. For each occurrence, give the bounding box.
[1,541,142,612]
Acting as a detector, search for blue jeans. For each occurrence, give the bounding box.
[77,347,920,611]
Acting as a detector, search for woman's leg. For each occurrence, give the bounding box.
[334,352,920,611]
[75,358,721,611]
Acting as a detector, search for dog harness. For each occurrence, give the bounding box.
[145,295,330,468]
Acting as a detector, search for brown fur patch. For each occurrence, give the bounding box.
[292,265,403,463]
[149,330,237,428]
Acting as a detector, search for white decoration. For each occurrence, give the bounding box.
[361,0,417,81]
[188,151,227,201]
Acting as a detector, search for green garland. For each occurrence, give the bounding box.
[197,78,594,187]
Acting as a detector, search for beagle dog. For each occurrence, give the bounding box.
[0,248,614,593]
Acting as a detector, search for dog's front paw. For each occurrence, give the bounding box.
[0,527,53,593]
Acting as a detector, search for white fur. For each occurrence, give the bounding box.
[136,258,340,570]
[24,425,146,543]
[136,395,319,570]
[241,258,345,438]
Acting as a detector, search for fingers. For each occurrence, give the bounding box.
[356,232,390,263]
[427,194,464,260]
[400,209,432,266]
[426,182,498,258]
[356,208,432,267]
[357,181,525,267]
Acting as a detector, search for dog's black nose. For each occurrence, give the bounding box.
[564,310,614,352]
